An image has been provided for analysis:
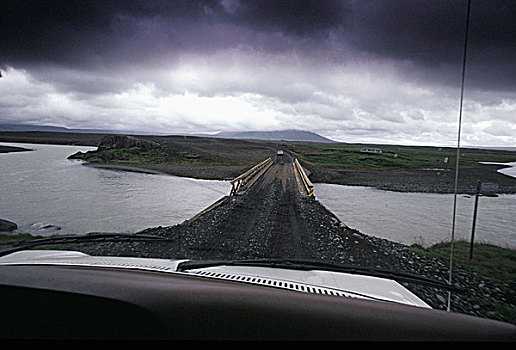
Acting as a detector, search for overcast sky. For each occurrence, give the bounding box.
[1,0,514,146]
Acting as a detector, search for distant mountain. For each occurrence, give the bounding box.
[1,123,335,143]
[0,123,166,136]
[0,123,71,133]
[459,144,516,152]
[469,146,516,152]
[212,130,336,143]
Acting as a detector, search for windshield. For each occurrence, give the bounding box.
[0,0,515,327]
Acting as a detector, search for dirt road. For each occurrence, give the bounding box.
[136,153,416,268]
[171,153,320,260]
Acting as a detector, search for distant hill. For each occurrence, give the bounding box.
[0,123,71,133]
[0,124,336,143]
[467,146,516,152]
[212,130,336,143]
[0,123,166,136]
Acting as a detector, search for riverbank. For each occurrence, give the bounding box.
[83,162,256,181]
[81,150,516,194]
[307,163,516,194]
[2,132,516,194]
[291,143,516,195]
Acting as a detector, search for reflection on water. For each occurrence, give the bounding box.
[315,183,516,249]
[0,143,230,236]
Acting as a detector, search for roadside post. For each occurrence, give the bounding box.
[469,181,498,260]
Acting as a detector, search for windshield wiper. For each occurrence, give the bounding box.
[0,232,174,257]
[177,258,462,293]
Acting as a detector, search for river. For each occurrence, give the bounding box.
[0,143,230,236]
[314,184,516,249]
[1,142,515,249]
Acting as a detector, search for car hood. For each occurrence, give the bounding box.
[0,250,431,308]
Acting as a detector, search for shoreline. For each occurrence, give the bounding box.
[82,162,170,176]
[0,145,32,154]
[307,163,516,195]
[80,159,516,195]
[78,160,250,181]
[3,135,516,194]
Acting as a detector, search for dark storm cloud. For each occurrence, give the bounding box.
[1,0,514,93]
[347,0,515,63]
[0,0,349,66]
[0,0,514,146]
[344,0,516,91]
[224,0,349,37]
[0,0,218,67]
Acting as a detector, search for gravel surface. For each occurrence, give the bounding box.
[307,163,516,195]
[77,156,515,325]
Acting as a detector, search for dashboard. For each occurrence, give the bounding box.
[1,264,515,340]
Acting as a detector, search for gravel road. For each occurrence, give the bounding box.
[78,154,514,325]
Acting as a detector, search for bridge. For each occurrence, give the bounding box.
[133,150,406,269]
[170,151,363,261]
[229,152,313,198]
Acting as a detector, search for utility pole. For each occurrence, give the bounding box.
[469,181,481,261]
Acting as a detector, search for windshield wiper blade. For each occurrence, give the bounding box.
[177,258,462,293]
[0,232,173,257]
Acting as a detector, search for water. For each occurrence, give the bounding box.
[0,143,231,236]
[315,184,516,249]
[1,142,515,250]
[499,162,516,178]
[480,161,516,178]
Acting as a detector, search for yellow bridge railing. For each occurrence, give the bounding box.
[229,157,273,196]
[294,158,314,197]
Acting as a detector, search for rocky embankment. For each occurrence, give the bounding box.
[0,219,17,232]
[68,135,164,162]
[307,163,516,195]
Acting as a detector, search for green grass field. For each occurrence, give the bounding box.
[70,146,208,166]
[411,240,515,282]
[410,240,515,322]
[281,142,516,170]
